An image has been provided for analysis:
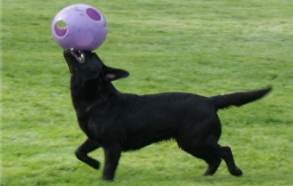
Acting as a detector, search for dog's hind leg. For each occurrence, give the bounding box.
[185,144,222,176]
[202,154,222,176]
[197,134,242,176]
[201,135,222,176]
[176,127,222,176]
[176,114,229,176]
[179,143,222,176]
[75,138,100,169]
[217,146,242,176]
[189,135,242,176]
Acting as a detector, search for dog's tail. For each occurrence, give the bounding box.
[210,87,272,110]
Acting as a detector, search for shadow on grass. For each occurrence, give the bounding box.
[110,162,292,186]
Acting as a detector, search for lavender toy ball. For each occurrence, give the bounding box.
[51,4,107,51]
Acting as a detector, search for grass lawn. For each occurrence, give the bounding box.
[1,0,293,185]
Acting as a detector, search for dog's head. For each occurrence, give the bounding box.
[63,49,129,82]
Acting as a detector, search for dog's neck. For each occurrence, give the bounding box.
[70,75,119,117]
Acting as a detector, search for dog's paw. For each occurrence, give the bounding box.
[90,160,100,170]
[230,167,243,176]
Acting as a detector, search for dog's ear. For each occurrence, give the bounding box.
[104,66,130,81]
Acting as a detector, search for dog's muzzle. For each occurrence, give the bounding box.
[69,48,85,64]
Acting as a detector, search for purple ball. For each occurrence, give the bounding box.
[51,4,107,51]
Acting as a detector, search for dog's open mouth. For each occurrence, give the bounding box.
[69,48,85,64]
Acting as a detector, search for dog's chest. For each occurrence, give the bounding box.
[76,111,123,143]
[77,116,105,140]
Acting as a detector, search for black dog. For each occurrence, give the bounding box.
[63,49,271,181]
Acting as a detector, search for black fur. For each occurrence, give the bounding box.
[63,49,271,181]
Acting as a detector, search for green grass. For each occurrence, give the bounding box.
[2,0,293,185]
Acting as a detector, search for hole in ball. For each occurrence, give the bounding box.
[86,8,101,21]
[56,20,67,29]
[54,20,67,37]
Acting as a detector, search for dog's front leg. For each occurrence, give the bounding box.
[102,144,121,181]
[75,138,100,169]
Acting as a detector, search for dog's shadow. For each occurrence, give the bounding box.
[112,146,211,182]
[115,162,237,184]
